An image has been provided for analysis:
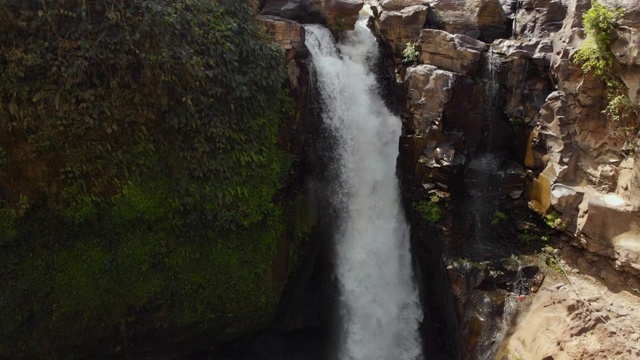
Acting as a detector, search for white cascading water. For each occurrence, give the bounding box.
[304,11,423,360]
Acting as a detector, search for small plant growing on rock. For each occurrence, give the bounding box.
[414,195,441,223]
[603,83,640,139]
[544,211,567,231]
[490,210,507,226]
[402,42,419,63]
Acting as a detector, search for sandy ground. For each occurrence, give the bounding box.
[497,252,640,360]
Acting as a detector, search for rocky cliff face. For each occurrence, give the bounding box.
[258,0,639,358]
[520,0,640,276]
[369,0,640,358]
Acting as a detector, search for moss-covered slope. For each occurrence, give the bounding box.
[0,0,300,356]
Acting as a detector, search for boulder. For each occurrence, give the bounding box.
[580,194,640,272]
[325,0,365,31]
[404,64,457,132]
[426,0,508,42]
[379,0,428,11]
[611,26,640,103]
[513,0,567,38]
[261,0,364,30]
[416,29,488,75]
[549,184,584,231]
[492,39,553,123]
[261,0,326,24]
[377,1,430,54]
[600,0,640,27]
[403,65,459,188]
[258,16,306,60]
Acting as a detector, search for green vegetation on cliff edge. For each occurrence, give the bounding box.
[0,0,299,356]
[575,0,639,137]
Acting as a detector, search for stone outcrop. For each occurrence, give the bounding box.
[449,258,543,360]
[417,29,489,75]
[376,0,430,54]
[426,0,509,42]
[325,0,365,30]
[257,15,309,93]
[261,0,326,23]
[405,65,458,131]
[518,0,640,277]
[375,0,640,357]
[611,24,640,102]
[401,65,461,189]
[499,249,640,360]
[260,0,364,31]
[514,0,569,37]
[258,16,307,60]
[492,38,553,123]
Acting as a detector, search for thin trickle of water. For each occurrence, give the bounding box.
[484,50,501,153]
[483,258,523,360]
[304,13,423,360]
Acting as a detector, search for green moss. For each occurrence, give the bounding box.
[167,212,284,334]
[293,195,318,239]
[414,197,442,223]
[55,242,112,316]
[109,183,168,225]
[0,207,17,247]
[544,211,566,230]
[0,178,293,356]
[490,210,507,226]
[509,117,525,126]
[0,0,301,357]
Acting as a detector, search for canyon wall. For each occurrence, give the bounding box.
[255,0,640,358]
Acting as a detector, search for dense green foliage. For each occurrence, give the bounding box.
[574,1,638,134]
[574,0,622,78]
[0,0,298,356]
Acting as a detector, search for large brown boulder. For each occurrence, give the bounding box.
[426,0,508,42]
[492,38,553,123]
[405,64,458,132]
[514,0,568,38]
[261,0,326,23]
[325,0,365,30]
[260,0,364,31]
[600,0,640,27]
[416,29,489,75]
[402,65,461,189]
[612,26,640,102]
[258,15,306,60]
[377,0,430,54]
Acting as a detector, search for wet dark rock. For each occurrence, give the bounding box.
[464,155,526,199]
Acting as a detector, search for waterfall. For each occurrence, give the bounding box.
[304,13,423,360]
[483,50,500,153]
